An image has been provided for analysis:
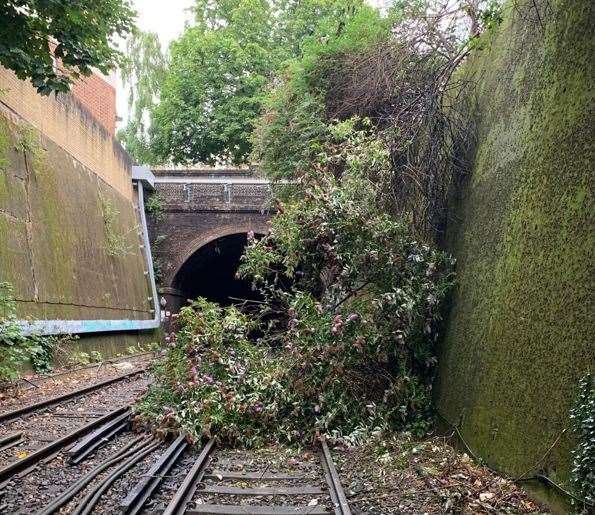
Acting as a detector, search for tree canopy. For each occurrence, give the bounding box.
[117,30,167,164]
[148,0,365,165]
[0,0,135,95]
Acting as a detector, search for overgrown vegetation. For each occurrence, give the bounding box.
[139,123,455,444]
[148,0,375,164]
[120,0,496,166]
[570,374,595,511]
[0,128,9,174]
[99,194,132,257]
[137,0,508,446]
[145,192,165,221]
[17,124,51,176]
[0,282,73,380]
[138,4,460,444]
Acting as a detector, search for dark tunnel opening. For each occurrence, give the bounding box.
[172,233,261,307]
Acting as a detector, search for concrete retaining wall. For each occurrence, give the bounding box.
[0,68,158,354]
[435,0,593,500]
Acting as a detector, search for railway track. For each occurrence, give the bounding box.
[0,368,149,485]
[0,368,351,514]
[0,423,352,514]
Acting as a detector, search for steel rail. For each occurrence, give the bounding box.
[121,434,188,514]
[163,438,216,515]
[36,435,150,515]
[0,368,145,423]
[0,406,129,484]
[319,438,352,515]
[67,410,131,464]
[0,432,22,448]
[0,432,23,454]
[71,439,163,515]
[16,351,155,390]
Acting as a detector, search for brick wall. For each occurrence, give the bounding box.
[157,182,272,211]
[71,73,117,135]
[0,66,132,199]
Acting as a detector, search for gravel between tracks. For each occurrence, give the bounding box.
[0,354,153,415]
[189,446,334,511]
[0,373,151,470]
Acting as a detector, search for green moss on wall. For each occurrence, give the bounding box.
[0,116,9,173]
[435,0,594,498]
[0,107,158,356]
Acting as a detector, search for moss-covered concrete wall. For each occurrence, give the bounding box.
[435,0,594,493]
[0,101,158,357]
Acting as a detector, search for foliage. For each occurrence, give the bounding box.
[570,374,595,509]
[99,194,131,257]
[253,6,388,181]
[255,4,471,238]
[0,118,9,173]
[138,299,284,445]
[118,30,167,164]
[0,282,42,380]
[0,0,135,95]
[152,257,163,283]
[136,0,492,448]
[149,0,366,165]
[0,282,70,379]
[150,0,276,165]
[138,121,455,446]
[16,124,52,177]
[145,193,165,221]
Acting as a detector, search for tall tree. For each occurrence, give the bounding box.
[118,30,167,164]
[0,0,135,95]
[150,0,276,165]
[149,0,365,165]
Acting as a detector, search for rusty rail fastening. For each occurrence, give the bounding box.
[0,367,146,424]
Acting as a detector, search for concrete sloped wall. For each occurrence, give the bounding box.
[0,68,157,354]
[435,0,594,496]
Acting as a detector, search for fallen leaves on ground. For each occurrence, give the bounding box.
[333,433,549,514]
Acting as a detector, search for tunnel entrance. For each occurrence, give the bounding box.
[172,233,260,307]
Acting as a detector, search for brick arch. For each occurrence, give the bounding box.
[168,221,270,288]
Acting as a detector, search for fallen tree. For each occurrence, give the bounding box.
[137,3,471,446]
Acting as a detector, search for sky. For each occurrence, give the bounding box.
[116,0,194,126]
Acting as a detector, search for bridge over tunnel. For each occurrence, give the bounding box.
[147,168,272,316]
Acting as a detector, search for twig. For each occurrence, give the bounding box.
[22,377,39,389]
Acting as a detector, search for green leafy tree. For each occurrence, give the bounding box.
[0,0,135,95]
[118,30,167,164]
[150,0,278,165]
[150,0,365,165]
